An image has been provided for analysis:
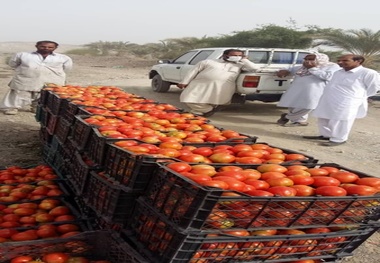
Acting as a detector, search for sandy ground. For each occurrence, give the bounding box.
[0,43,379,262]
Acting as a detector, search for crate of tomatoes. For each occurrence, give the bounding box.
[124,199,380,263]
[2,230,148,262]
[139,162,380,232]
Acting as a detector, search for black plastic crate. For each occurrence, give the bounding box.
[39,126,52,144]
[0,230,148,263]
[104,142,173,191]
[86,128,117,166]
[39,87,51,106]
[46,108,60,135]
[50,139,72,176]
[35,104,47,123]
[82,171,141,224]
[55,117,72,144]
[67,151,102,196]
[141,163,380,232]
[71,115,95,151]
[125,200,380,263]
[46,91,66,116]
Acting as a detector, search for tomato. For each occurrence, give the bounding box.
[49,206,71,216]
[199,180,229,190]
[245,189,274,197]
[287,175,314,185]
[10,256,34,263]
[37,227,59,238]
[54,215,76,222]
[345,185,378,196]
[67,257,90,263]
[43,252,70,263]
[267,186,297,196]
[215,170,248,181]
[304,227,331,234]
[312,176,340,187]
[256,164,287,173]
[355,177,380,187]
[244,179,270,190]
[11,230,39,241]
[57,224,80,234]
[291,185,316,196]
[329,171,359,183]
[0,228,19,238]
[306,168,329,176]
[191,147,213,157]
[213,178,246,192]
[285,153,307,161]
[208,153,236,163]
[236,150,264,158]
[190,164,217,176]
[266,177,294,187]
[13,208,35,216]
[315,186,347,196]
[260,172,286,181]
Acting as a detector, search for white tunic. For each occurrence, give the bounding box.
[8,51,73,91]
[313,66,380,120]
[277,64,340,109]
[180,59,259,105]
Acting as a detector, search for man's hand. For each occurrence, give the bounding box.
[277,70,290,78]
[177,84,187,89]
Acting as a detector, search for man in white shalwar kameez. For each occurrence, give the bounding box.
[276,53,340,126]
[304,54,380,146]
[177,49,259,116]
[1,40,73,115]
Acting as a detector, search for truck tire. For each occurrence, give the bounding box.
[151,75,171,93]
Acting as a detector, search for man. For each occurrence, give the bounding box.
[1,40,73,115]
[177,49,259,117]
[276,53,340,127]
[304,54,380,146]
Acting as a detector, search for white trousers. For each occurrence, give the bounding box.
[287,108,312,123]
[186,103,214,115]
[317,118,356,142]
[0,89,40,110]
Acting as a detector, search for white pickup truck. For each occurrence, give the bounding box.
[148,47,311,103]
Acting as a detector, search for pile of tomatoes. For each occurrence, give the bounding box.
[10,252,110,263]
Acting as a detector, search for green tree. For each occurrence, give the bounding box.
[313,28,380,69]
[210,25,313,48]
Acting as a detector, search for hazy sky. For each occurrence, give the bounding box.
[1,0,379,45]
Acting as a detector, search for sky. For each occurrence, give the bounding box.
[1,0,379,46]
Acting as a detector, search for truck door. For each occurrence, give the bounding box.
[160,51,198,82]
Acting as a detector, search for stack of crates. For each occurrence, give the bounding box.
[120,162,380,263]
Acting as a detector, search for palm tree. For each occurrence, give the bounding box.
[313,28,380,69]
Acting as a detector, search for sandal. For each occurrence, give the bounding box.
[277,113,289,125]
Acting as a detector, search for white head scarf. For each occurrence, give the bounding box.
[296,52,332,76]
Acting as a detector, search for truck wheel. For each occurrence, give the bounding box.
[151,75,171,93]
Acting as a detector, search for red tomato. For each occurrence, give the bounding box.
[10,256,34,263]
[244,179,270,190]
[57,224,80,234]
[54,215,76,222]
[49,206,71,216]
[234,156,263,164]
[285,153,307,161]
[291,185,316,196]
[266,177,294,187]
[214,178,246,192]
[312,176,341,187]
[11,230,39,241]
[191,147,213,157]
[198,180,229,190]
[67,257,90,263]
[208,153,236,163]
[43,252,70,263]
[37,227,59,238]
[0,228,18,238]
[245,189,274,197]
[267,186,297,196]
[257,164,287,173]
[260,172,286,180]
[215,171,248,181]
[240,169,261,180]
[345,185,378,196]
[178,154,206,163]
[315,186,347,196]
[329,171,359,183]
[355,177,380,187]
[287,175,314,185]
[306,168,329,176]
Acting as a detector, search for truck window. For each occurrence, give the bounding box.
[296,52,310,63]
[189,50,214,65]
[172,51,198,64]
[271,52,296,64]
[247,51,269,63]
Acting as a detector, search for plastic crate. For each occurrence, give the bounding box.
[39,88,51,106]
[82,171,141,224]
[50,139,72,176]
[125,200,380,263]
[0,230,148,263]
[71,115,95,151]
[46,91,66,115]
[141,163,380,232]
[35,104,47,123]
[104,142,173,191]
[39,126,52,144]
[67,151,102,196]
[86,128,116,166]
[55,117,72,144]
[46,108,60,135]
